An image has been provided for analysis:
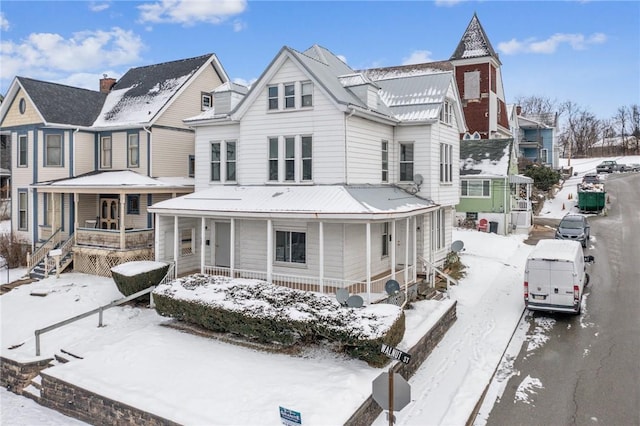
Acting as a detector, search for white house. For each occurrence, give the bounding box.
[149,45,466,302]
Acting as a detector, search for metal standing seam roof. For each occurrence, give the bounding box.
[16,77,106,127]
[30,170,193,190]
[148,185,437,219]
[376,73,452,122]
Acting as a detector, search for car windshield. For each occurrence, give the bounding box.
[560,218,584,229]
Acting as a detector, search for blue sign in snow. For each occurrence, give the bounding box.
[279,406,302,426]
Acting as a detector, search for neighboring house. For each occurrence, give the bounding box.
[364,13,511,141]
[510,105,559,169]
[149,44,466,302]
[456,138,533,235]
[0,53,229,277]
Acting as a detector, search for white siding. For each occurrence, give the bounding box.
[37,129,71,183]
[194,124,240,191]
[74,132,96,176]
[344,115,393,184]
[238,58,346,185]
[151,127,194,177]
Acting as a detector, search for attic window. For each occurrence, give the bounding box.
[440,100,453,125]
[301,82,313,107]
[201,93,212,110]
[19,98,26,114]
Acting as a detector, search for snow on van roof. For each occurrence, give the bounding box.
[528,239,582,261]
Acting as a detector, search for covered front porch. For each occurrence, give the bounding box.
[30,170,193,277]
[150,185,439,303]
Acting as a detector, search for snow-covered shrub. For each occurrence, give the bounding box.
[153,274,405,366]
[111,261,169,298]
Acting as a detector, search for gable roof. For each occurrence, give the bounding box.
[16,77,106,127]
[93,53,222,128]
[460,138,513,177]
[450,13,501,64]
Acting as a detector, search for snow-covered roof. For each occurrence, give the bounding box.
[450,13,500,64]
[149,185,437,220]
[93,54,218,128]
[460,139,513,177]
[528,239,582,262]
[31,170,194,191]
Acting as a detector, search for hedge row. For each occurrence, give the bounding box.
[153,275,405,367]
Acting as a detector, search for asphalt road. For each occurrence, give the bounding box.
[485,172,640,426]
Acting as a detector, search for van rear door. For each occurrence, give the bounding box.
[527,259,575,309]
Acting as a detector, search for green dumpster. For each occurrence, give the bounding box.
[577,189,606,212]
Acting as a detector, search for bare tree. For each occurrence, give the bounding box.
[513,95,560,116]
[614,106,630,155]
[559,101,600,159]
[630,104,640,154]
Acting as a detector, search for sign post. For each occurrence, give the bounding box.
[372,344,412,424]
[279,406,301,426]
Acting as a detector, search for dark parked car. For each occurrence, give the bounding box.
[582,173,601,184]
[555,214,590,248]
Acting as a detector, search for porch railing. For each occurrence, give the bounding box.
[75,228,154,250]
[44,233,75,278]
[511,198,532,211]
[27,227,62,271]
[418,255,457,298]
[201,264,415,301]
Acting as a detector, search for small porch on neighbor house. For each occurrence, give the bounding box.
[509,174,534,234]
[29,170,193,277]
[149,185,440,304]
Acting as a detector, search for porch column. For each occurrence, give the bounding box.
[119,193,125,250]
[391,220,396,281]
[200,217,206,274]
[230,218,235,276]
[173,215,179,275]
[366,222,371,303]
[154,215,160,261]
[318,221,324,293]
[412,216,417,283]
[404,218,409,286]
[73,193,78,233]
[266,219,273,283]
[51,192,56,233]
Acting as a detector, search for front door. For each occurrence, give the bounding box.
[214,222,231,267]
[99,197,118,229]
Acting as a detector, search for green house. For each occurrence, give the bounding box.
[456,139,533,235]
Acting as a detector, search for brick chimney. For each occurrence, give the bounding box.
[99,74,116,93]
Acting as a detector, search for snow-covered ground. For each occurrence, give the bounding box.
[1,156,637,425]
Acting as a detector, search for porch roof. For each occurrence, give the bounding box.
[148,185,438,220]
[30,170,194,194]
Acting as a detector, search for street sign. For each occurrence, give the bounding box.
[381,343,411,364]
[372,372,411,411]
[279,406,302,426]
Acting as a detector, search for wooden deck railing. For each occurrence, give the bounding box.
[75,228,154,250]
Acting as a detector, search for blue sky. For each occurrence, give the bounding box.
[1,0,638,120]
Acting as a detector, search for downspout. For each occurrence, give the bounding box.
[72,128,79,177]
[144,126,152,177]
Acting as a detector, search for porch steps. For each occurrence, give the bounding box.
[28,250,73,280]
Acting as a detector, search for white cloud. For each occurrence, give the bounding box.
[232,19,246,32]
[337,54,348,65]
[0,27,144,88]
[138,0,247,26]
[402,50,434,65]
[89,2,110,12]
[498,32,607,55]
[232,77,256,89]
[0,12,9,31]
[434,0,463,6]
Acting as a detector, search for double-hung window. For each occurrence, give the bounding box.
[284,84,295,109]
[127,194,140,215]
[275,230,306,264]
[461,179,490,197]
[100,136,112,169]
[18,135,28,167]
[128,133,139,167]
[381,222,390,257]
[301,82,313,107]
[45,134,62,167]
[399,142,414,182]
[226,141,236,181]
[440,100,453,125]
[381,140,388,182]
[18,190,28,230]
[440,143,453,183]
[210,140,237,182]
[301,136,312,181]
[268,86,278,110]
[268,137,279,181]
[201,92,212,110]
[285,137,295,181]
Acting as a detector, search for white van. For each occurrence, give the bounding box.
[524,239,595,314]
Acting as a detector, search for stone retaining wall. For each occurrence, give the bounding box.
[344,300,457,426]
[39,373,181,426]
[0,356,52,393]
